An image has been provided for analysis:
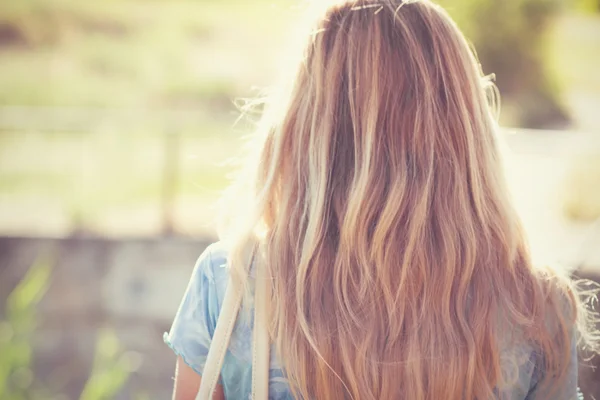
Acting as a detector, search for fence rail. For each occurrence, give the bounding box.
[0,107,225,236]
[1,106,599,238]
[0,106,216,132]
[0,106,597,153]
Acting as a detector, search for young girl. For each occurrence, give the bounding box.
[165,0,598,398]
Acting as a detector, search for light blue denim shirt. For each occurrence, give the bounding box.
[164,242,582,399]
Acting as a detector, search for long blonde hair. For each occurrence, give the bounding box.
[220,0,599,398]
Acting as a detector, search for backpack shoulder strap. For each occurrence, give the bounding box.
[196,246,270,399]
[195,272,244,399]
[252,252,271,399]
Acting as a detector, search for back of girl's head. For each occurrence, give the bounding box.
[221,0,599,399]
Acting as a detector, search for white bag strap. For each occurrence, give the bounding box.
[195,273,243,399]
[196,247,270,399]
[252,252,271,399]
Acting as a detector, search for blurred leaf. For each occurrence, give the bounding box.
[120,351,142,374]
[135,393,150,400]
[6,255,52,319]
[79,328,132,400]
[0,241,131,400]
[11,342,32,369]
[11,368,32,390]
[96,328,119,364]
[576,0,600,12]
[0,322,13,344]
[79,367,130,400]
[0,365,9,399]
[0,255,52,400]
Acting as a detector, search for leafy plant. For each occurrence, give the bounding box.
[0,257,137,400]
[0,255,51,400]
[80,329,138,400]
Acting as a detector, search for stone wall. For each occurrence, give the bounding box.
[0,235,211,399]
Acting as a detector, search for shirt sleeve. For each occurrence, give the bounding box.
[164,246,221,377]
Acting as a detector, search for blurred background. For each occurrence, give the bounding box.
[0,0,599,398]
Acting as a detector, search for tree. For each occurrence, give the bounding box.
[440,0,568,128]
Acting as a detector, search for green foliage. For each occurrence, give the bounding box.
[80,329,138,400]
[0,258,136,400]
[577,0,600,12]
[0,0,593,128]
[0,0,284,109]
[439,0,569,128]
[0,256,52,400]
[0,0,136,48]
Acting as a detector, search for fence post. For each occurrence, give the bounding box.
[162,130,180,236]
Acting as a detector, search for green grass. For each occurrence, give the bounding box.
[0,0,295,108]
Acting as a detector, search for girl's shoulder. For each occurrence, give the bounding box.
[194,241,231,291]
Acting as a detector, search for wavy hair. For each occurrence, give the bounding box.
[219,0,599,398]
